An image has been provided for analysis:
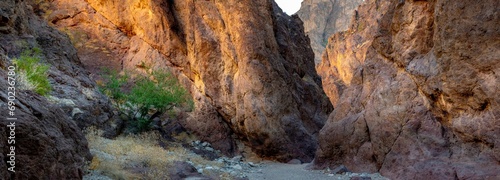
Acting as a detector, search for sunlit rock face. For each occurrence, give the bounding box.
[49,0,332,162]
[297,0,364,64]
[315,0,500,179]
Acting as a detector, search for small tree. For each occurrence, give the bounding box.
[100,68,191,133]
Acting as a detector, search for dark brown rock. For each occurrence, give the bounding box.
[0,0,118,179]
[49,0,333,162]
[168,161,210,180]
[315,0,500,179]
[0,0,119,137]
[0,80,92,179]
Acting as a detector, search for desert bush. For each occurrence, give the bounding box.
[99,69,128,103]
[99,68,191,133]
[13,48,52,96]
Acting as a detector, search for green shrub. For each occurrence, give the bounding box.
[99,68,191,133]
[100,68,128,102]
[14,48,52,96]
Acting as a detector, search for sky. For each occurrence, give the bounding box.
[275,0,303,15]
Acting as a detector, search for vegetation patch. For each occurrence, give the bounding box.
[99,68,192,133]
[13,48,52,96]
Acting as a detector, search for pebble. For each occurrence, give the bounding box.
[287,159,302,164]
[232,164,243,170]
[229,171,238,176]
[332,165,350,174]
[232,155,243,162]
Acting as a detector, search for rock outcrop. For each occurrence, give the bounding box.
[297,0,364,64]
[315,0,500,179]
[48,0,332,162]
[1,0,120,135]
[0,0,105,178]
[0,77,92,179]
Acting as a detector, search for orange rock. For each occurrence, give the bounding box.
[49,0,333,162]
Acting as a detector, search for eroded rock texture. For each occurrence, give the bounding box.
[315,0,500,179]
[1,0,120,134]
[49,0,332,162]
[0,77,92,179]
[0,0,97,178]
[297,0,364,64]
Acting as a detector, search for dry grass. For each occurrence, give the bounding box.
[172,131,196,143]
[16,72,36,91]
[84,127,223,179]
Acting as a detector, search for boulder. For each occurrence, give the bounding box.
[168,161,209,180]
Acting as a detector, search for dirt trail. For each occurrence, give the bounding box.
[245,162,389,180]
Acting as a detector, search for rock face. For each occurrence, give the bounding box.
[48,0,332,162]
[297,0,364,64]
[0,0,100,178]
[1,0,120,136]
[315,0,500,179]
[0,80,92,179]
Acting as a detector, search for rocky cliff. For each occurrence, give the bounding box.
[0,0,113,178]
[297,0,364,64]
[48,0,332,162]
[315,0,500,179]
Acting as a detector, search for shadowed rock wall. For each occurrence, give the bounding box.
[0,0,103,178]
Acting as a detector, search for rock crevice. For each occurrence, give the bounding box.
[315,0,499,179]
[49,0,333,162]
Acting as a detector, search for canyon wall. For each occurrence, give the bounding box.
[0,0,112,178]
[48,0,332,162]
[315,0,500,179]
[297,0,364,64]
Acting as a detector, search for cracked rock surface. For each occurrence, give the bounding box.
[0,0,99,178]
[48,0,333,162]
[315,0,500,179]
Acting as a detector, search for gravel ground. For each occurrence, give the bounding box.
[82,137,390,180]
[245,162,389,180]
